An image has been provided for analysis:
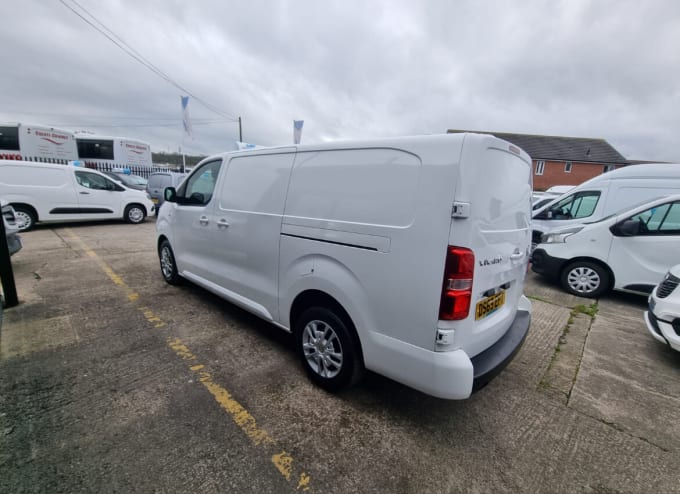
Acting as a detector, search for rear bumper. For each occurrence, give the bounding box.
[363,296,532,399]
[531,248,566,279]
[471,304,531,392]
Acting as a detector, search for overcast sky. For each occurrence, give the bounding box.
[1,0,679,161]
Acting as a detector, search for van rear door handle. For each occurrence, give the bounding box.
[199,216,209,226]
[79,191,90,195]
[217,218,230,229]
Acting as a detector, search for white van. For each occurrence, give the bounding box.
[0,160,155,231]
[532,163,680,246]
[156,133,533,399]
[532,194,680,297]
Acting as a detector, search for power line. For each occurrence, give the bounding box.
[58,0,238,121]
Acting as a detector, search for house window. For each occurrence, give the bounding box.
[565,161,572,173]
[535,160,545,176]
[603,164,615,173]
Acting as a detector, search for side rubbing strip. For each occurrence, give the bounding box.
[281,233,379,251]
[281,221,391,252]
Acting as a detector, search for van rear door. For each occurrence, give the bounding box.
[441,134,532,358]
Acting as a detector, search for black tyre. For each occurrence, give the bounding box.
[561,261,610,298]
[159,240,182,285]
[124,204,146,224]
[294,306,363,392]
[13,206,36,231]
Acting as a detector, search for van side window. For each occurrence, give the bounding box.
[548,191,600,220]
[177,160,222,205]
[75,171,116,191]
[628,202,680,235]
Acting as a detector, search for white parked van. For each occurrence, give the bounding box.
[0,160,155,231]
[156,134,533,399]
[532,194,680,297]
[532,163,680,246]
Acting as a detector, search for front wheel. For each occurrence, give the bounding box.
[561,261,610,298]
[159,240,182,285]
[124,204,146,224]
[294,307,363,392]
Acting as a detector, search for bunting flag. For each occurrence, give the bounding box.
[293,120,304,144]
[181,96,193,138]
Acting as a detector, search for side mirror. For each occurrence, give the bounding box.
[612,219,640,237]
[164,187,177,203]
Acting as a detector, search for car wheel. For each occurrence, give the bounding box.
[159,240,182,285]
[561,261,610,298]
[294,306,363,392]
[13,206,36,231]
[124,204,146,224]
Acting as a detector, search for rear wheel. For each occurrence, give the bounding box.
[294,306,363,392]
[13,206,36,231]
[159,240,182,285]
[561,261,610,297]
[124,204,146,224]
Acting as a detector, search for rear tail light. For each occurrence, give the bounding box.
[439,246,474,320]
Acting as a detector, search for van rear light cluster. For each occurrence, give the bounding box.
[439,246,475,320]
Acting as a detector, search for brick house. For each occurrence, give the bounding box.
[447,130,628,191]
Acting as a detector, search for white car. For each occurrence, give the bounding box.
[645,264,680,352]
[532,194,680,297]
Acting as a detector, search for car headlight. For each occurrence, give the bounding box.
[146,192,152,200]
[541,227,583,244]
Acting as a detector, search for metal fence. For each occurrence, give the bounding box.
[83,162,175,179]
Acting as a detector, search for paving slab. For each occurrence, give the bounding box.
[569,300,680,452]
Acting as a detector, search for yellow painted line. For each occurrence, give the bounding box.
[63,228,311,491]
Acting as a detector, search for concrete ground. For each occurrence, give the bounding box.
[1,220,679,493]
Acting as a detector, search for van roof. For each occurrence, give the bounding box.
[0,160,110,177]
[211,133,530,162]
[581,163,680,184]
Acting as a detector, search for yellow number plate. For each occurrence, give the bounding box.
[152,198,159,203]
[475,291,506,320]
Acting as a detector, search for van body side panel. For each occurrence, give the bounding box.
[0,163,79,220]
[280,142,460,352]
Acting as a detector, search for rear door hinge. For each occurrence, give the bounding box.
[452,201,470,219]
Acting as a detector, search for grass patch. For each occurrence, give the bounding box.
[573,302,598,318]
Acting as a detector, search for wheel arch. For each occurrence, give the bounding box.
[125,202,147,215]
[290,289,365,367]
[11,202,39,221]
[157,234,170,253]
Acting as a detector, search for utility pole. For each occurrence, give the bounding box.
[238,116,242,142]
